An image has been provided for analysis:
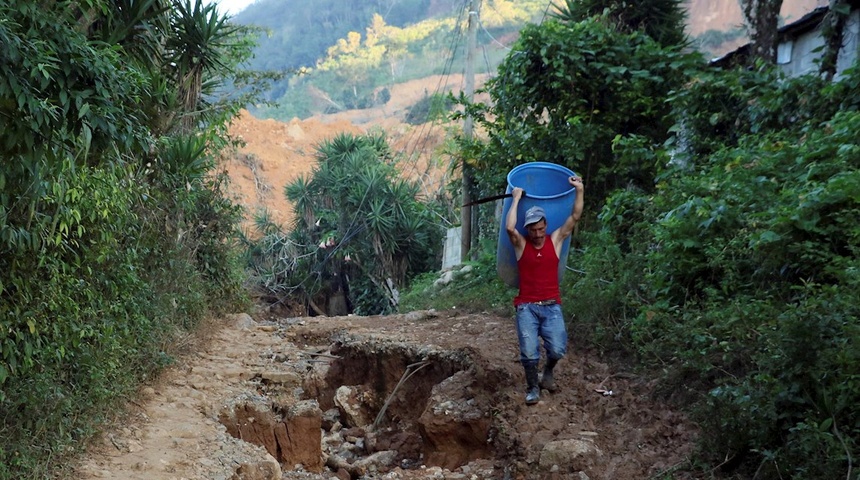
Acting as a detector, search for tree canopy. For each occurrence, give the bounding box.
[0,0,264,476]
[452,2,860,476]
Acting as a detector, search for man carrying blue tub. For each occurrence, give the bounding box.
[505,175,585,405]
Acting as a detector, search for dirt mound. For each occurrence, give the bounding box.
[73,309,698,480]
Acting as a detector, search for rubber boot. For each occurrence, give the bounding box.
[540,358,559,392]
[524,361,540,405]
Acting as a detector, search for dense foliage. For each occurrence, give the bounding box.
[429,3,860,478]
[0,1,260,477]
[461,12,701,219]
[552,0,689,47]
[622,67,860,478]
[246,132,444,315]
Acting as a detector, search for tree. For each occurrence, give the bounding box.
[462,16,700,209]
[552,0,689,47]
[739,0,784,65]
[168,0,241,131]
[0,1,260,476]
[250,133,443,315]
[819,0,852,80]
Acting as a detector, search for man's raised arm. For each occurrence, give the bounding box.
[552,176,584,243]
[506,187,526,253]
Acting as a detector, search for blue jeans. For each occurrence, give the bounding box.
[515,303,568,364]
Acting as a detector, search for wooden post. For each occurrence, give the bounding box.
[460,0,481,262]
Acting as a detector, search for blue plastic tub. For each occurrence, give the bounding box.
[496,162,577,288]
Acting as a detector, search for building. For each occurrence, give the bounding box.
[711,3,860,79]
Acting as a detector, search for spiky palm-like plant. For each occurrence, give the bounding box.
[552,0,689,47]
[167,0,239,131]
[96,0,171,64]
[267,132,443,314]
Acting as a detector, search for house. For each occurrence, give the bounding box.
[711,3,860,79]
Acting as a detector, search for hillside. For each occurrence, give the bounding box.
[225,0,827,232]
[225,74,488,231]
[687,0,826,36]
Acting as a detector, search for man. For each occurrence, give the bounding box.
[505,175,584,405]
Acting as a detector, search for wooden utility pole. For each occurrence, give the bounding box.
[460,0,480,262]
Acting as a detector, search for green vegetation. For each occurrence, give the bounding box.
[232,0,769,124]
[405,92,455,125]
[0,0,268,477]
[459,8,701,223]
[245,132,445,315]
[239,0,548,120]
[3,0,857,478]
[233,0,452,73]
[552,0,689,47]
[402,2,860,478]
[400,240,513,316]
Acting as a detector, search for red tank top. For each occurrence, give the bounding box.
[514,237,562,306]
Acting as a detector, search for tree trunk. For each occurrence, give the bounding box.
[740,0,785,65]
[820,0,850,80]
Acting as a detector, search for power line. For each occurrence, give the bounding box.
[540,0,556,25]
[478,15,512,50]
[394,0,470,208]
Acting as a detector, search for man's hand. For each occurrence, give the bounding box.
[569,176,583,191]
[511,187,525,201]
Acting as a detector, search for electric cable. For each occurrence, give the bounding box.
[393,0,470,212]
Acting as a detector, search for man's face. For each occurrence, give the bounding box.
[526,219,547,243]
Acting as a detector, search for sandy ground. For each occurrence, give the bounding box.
[71,315,289,480]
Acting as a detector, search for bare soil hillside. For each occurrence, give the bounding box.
[223,74,487,233]
[686,0,826,36]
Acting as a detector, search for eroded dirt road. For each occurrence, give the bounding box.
[73,309,698,480]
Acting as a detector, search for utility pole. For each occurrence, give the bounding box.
[460,0,480,262]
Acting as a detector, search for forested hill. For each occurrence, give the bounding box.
[232,0,826,120]
[233,0,473,72]
[231,0,547,119]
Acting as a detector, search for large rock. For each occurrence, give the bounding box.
[418,370,492,470]
[539,438,602,473]
[219,397,323,472]
[230,455,282,480]
[333,385,377,428]
[275,400,324,471]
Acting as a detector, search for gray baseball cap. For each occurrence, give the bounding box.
[523,206,546,227]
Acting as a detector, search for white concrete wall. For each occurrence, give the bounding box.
[441,227,461,270]
[778,9,860,78]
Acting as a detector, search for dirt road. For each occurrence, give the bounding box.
[72,309,697,480]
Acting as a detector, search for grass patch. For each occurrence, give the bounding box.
[400,258,514,317]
